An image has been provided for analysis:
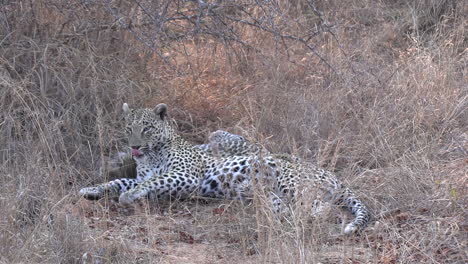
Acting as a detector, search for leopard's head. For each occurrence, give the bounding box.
[122,103,173,158]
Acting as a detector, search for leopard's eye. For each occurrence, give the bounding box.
[142,126,154,134]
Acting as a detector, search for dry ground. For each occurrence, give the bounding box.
[0,0,467,263]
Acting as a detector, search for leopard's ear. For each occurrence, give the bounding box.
[154,103,167,120]
[122,103,131,114]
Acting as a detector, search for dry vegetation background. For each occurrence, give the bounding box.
[0,0,466,263]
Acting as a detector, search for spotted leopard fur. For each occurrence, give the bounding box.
[79,103,371,234]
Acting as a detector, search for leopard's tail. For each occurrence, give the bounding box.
[338,187,371,234]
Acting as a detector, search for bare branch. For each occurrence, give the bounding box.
[101,0,338,75]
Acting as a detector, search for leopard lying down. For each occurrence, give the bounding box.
[80,103,371,234]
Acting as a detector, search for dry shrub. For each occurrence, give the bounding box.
[0,0,466,263]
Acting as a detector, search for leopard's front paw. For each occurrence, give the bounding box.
[119,191,137,205]
[79,187,104,200]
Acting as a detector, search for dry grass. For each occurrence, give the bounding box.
[0,0,466,263]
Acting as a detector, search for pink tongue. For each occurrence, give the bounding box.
[131,149,143,157]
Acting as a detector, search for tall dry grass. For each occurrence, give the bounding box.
[0,0,466,263]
